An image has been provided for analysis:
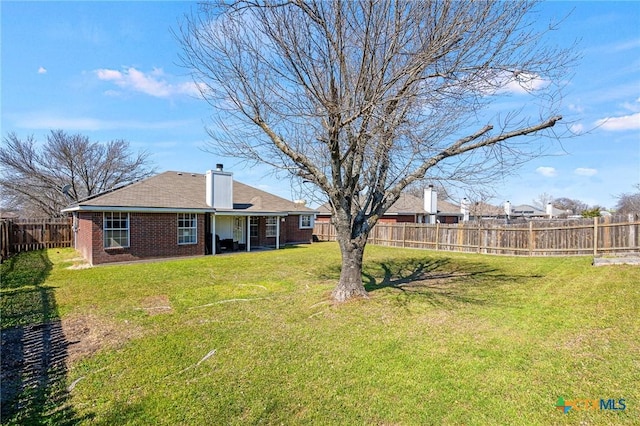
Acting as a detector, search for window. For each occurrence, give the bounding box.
[299,214,313,229]
[265,217,277,237]
[250,216,259,238]
[178,213,197,245]
[104,212,129,249]
[299,214,314,229]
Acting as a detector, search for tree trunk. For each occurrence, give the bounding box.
[332,238,369,302]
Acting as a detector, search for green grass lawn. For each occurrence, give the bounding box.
[1,243,638,425]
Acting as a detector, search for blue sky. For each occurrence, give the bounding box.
[2,1,639,209]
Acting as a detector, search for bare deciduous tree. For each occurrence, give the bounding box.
[553,197,589,215]
[532,192,554,210]
[0,130,154,217]
[615,184,640,215]
[178,0,574,301]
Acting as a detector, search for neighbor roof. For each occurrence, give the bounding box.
[62,171,316,215]
[316,192,461,216]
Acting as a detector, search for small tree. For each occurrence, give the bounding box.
[581,207,602,218]
[0,130,154,217]
[179,0,574,301]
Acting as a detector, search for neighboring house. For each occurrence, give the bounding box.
[466,201,504,221]
[61,166,317,265]
[508,203,571,219]
[0,210,19,220]
[315,191,462,224]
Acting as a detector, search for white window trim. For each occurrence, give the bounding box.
[265,217,278,237]
[103,212,130,249]
[250,216,259,238]
[299,214,314,229]
[177,213,198,245]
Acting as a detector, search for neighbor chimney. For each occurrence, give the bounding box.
[206,167,233,209]
[461,197,470,222]
[546,202,553,218]
[216,163,224,171]
[424,185,438,224]
[504,201,511,217]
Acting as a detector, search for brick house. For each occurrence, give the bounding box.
[62,166,317,265]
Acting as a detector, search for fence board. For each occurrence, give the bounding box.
[313,215,640,257]
[0,219,73,262]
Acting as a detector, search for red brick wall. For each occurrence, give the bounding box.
[76,212,311,264]
[283,215,314,243]
[79,212,205,265]
[378,215,416,223]
[439,215,459,224]
[248,215,313,248]
[315,214,331,223]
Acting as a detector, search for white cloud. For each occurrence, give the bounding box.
[536,166,557,177]
[621,98,640,113]
[502,74,548,94]
[38,66,47,74]
[13,112,198,131]
[471,69,549,96]
[574,168,598,177]
[494,71,549,95]
[568,103,584,113]
[96,68,122,80]
[612,38,640,52]
[94,67,201,98]
[595,112,640,131]
[570,123,584,134]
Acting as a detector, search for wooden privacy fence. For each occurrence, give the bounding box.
[1,218,73,262]
[313,215,640,256]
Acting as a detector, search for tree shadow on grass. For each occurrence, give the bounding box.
[1,250,85,425]
[360,256,544,308]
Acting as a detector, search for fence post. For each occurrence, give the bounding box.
[630,214,636,250]
[529,221,534,256]
[435,222,440,251]
[0,220,9,261]
[593,216,598,256]
[402,222,406,248]
[477,223,482,253]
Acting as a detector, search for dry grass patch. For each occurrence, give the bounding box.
[138,294,173,315]
[66,256,92,270]
[62,313,143,365]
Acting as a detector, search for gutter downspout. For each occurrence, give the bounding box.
[72,212,78,248]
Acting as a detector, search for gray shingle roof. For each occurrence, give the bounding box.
[316,193,461,215]
[64,171,315,214]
